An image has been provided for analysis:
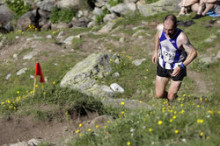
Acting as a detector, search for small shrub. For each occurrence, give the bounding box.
[6,0,31,18]
[50,7,77,23]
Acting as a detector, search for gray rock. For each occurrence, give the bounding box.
[23,51,38,60]
[204,35,217,43]
[37,0,56,11]
[95,0,107,7]
[110,3,136,15]
[132,58,146,66]
[63,35,80,45]
[16,10,36,31]
[9,138,42,146]
[93,7,103,16]
[132,29,145,38]
[63,36,74,45]
[215,51,220,59]
[199,56,213,64]
[60,53,118,98]
[98,22,115,33]
[56,0,80,9]
[56,31,64,40]
[119,37,125,43]
[51,22,69,30]
[87,21,96,28]
[114,58,120,64]
[112,72,120,77]
[110,83,124,93]
[13,53,18,58]
[0,5,14,33]
[6,73,11,80]
[70,17,89,28]
[103,13,118,23]
[137,0,180,17]
[0,36,6,49]
[46,35,52,39]
[16,68,28,76]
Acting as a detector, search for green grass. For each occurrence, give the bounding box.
[0,11,220,145]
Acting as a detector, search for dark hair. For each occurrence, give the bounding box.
[163,14,177,28]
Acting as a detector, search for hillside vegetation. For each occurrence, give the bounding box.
[0,12,220,145]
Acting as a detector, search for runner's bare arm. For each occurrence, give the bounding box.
[152,24,163,64]
[152,32,159,64]
[171,33,197,77]
[181,33,197,67]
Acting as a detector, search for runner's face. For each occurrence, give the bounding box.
[163,21,176,37]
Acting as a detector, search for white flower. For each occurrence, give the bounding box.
[130,128,135,132]
[182,138,186,142]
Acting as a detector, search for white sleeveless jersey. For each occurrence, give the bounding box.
[159,28,187,69]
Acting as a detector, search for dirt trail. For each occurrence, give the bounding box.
[187,70,209,95]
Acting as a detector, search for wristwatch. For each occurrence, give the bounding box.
[178,62,185,69]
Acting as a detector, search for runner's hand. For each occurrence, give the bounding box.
[152,51,158,64]
[171,66,181,76]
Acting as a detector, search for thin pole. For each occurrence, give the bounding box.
[33,78,36,95]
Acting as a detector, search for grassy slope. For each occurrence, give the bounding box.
[0,12,220,145]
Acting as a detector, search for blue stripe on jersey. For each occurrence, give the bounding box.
[159,29,167,42]
[174,50,182,63]
[160,44,165,68]
[169,29,182,50]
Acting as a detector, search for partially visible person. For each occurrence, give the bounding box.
[177,0,200,17]
[193,0,220,19]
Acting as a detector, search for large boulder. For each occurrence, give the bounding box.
[16,10,38,31]
[60,53,116,98]
[137,0,181,16]
[56,0,81,9]
[109,3,137,15]
[0,5,14,33]
[36,0,56,11]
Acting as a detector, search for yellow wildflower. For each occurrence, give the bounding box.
[173,116,177,119]
[35,84,39,88]
[158,120,163,125]
[88,128,91,132]
[207,110,214,115]
[121,111,125,114]
[79,134,82,137]
[53,81,56,84]
[96,125,99,129]
[120,102,125,106]
[79,123,82,127]
[17,91,20,94]
[170,119,173,123]
[200,132,204,136]
[197,105,200,108]
[175,130,179,134]
[149,128,153,132]
[139,100,142,103]
[197,119,204,124]
[76,129,80,133]
[127,141,131,146]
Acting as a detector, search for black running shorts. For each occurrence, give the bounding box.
[157,64,187,81]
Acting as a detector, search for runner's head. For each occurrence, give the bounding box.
[163,15,177,37]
